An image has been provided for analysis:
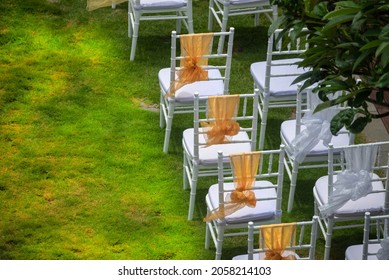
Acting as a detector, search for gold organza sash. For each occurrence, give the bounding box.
[168,33,214,96]
[260,223,297,260]
[87,0,127,11]
[201,95,240,146]
[204,152,260,222]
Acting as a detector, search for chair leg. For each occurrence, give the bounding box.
[215,224,225,260]
[163,102,174,153]
[205,209,211,249]
[130,13,140,61]
[159,92,166,129]
[205,223,210,249]
[183,151,188,190]
[313,199,320,216]
[128,7,133,38]
[207,0,215,31]
[287,161,299,213]
[254,10,260,26]
[217,6,229,54]
[323,218,335,260]
[176,16,182,34]
[187,11,194,33]
[257,97,269,150]
[272,5,278,22]
[187,163,198,220]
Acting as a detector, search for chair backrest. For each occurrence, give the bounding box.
[208,1,277,54]
[362,212,389,260]
[294,88,353,137]
[170,27,235,96]
[264,27,309,91]
[322,141,389,217]
[287,88,355,164]
[193,91,259,159]
[247,216,319,260]
[128,0,194,61]
[215,144,285,219]
[132,0,192,14]
[221,0,276,16]
[269,28,309,56]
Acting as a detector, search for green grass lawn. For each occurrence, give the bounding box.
[0,0,363,260]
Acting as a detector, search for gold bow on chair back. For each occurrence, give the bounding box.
[201,95,240,146]
[168,33,214,96]
[204,152,260,222]
[260,223,297,260]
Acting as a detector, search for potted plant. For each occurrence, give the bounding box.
[271,0,389,135]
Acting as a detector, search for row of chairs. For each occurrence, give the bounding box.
[159,28,235,154]
[99,1,351,220]
[160,26,310,155]
[191,98,389,260]
[158,24,342,215]
[123,0,277,61]
[88,1,389,261]
[171,78,389,260]
[203,134,389,259]
[89,2,389,261]
[158,28,389,259]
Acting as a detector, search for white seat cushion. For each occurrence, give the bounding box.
[281,119,352,158]
[134,0,188,10]
[345,244,381,260]
[217,0,269,5]
[206,181,280,224]
[313,173,385,217]
[183,128,251,165]
[158,67,224,103]
[232,251,299,260]
[250,58,306,97]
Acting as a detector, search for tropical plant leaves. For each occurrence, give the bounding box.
[347,116,371,134]
[274,0,389,135]
[330,108,354,134]
[376,73,389,88]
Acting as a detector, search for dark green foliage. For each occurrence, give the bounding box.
[272,0,389,134]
